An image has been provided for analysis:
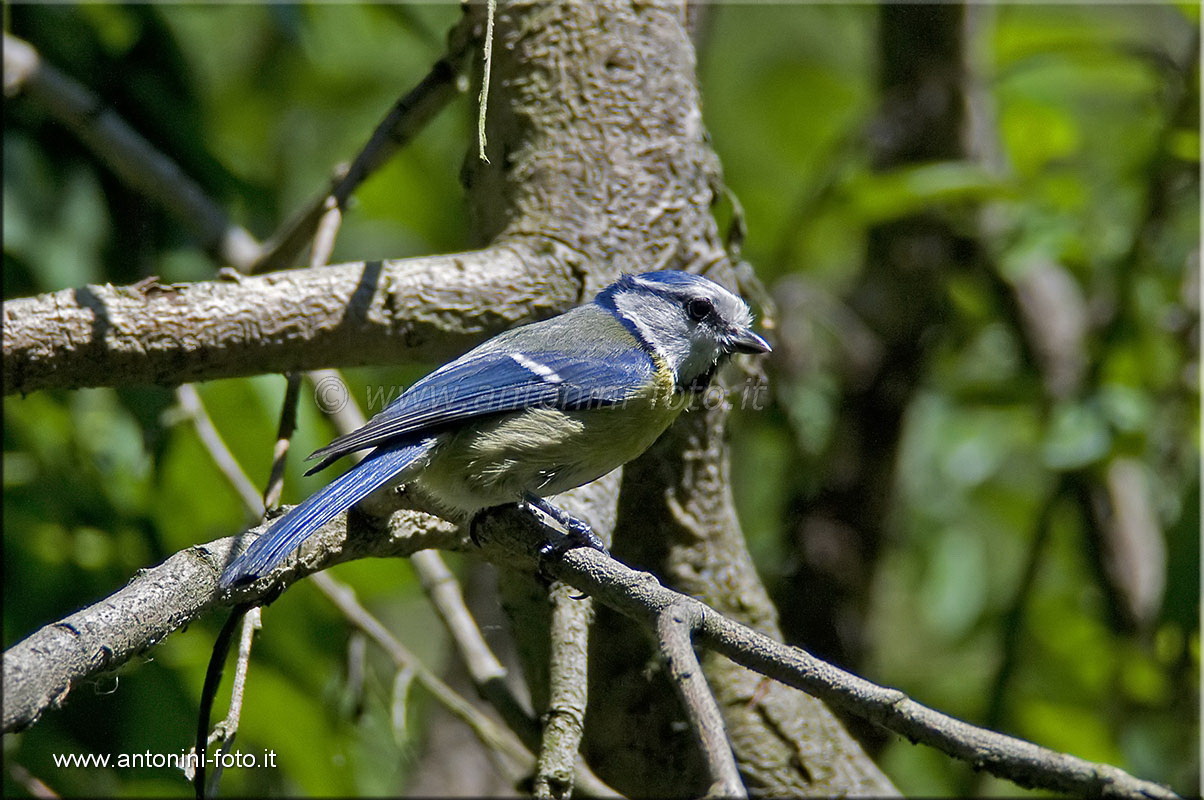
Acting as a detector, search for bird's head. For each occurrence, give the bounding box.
[597,270,771,388]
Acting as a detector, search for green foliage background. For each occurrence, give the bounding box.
[3,3,1198,796]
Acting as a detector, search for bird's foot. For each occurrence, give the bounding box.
[518,494,608,579]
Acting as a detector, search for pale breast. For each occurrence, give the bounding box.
[415,381,683,515]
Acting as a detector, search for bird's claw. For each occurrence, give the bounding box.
[519,494,608,581]
[536,524,607,561]
[535,528,605,585]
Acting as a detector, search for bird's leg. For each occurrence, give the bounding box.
[468,509,486,548]
[519,493,608,560]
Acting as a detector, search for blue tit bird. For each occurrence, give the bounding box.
[219,270,770,588]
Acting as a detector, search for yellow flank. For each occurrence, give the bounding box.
[415,357,684,515]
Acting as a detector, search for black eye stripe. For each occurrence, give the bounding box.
[686,297,714,322]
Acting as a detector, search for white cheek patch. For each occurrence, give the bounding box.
[612,290,689,368]
[511,353,563,384]
[611,277,757,386]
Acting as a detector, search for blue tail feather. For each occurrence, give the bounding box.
[219,439,437,588]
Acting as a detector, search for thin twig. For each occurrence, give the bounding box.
[655,606,746,799]
[3,33,261,271]
[477,0,495,163]
[262,373,304,512]
[343,630,369,719]
[190,605,247,799]
[7,763,57,799]
[409,550,539,747]
[308,200,344,271]
[309,572,531,783]
[205,608,262,797]
[250,18,473,274]
[534,581,595,800]
[259,176,341,509]
[175,384,264,518]
[389,663,416,744]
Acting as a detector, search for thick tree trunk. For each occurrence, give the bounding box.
[463,1,894,793]
[4,2,896,793]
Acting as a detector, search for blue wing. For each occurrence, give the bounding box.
[304,347,655,474]
[219,438,438,587]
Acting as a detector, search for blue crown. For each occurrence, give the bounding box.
[617,270,701,289]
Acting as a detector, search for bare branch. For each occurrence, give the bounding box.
[527,481,618,800]
[6,763,57,799]
[175,384,264,518]
[474,514,1182,800]
[310,572,530,785]
[4,539,225,734]
[2,33,261,271]
[251,17,472,275]
[198,608,262,796]
[220,609,262,744]
[5,486,1178,799]
[262,373,303,512]
[476,0,495,164]
[1011,257,1090,399]
[410,550,540,748]
[314,563,621,797]
[655,606,745,799]
[3,242,584,396]
[308,203,344,271]
[533,581,593,800]
[1095,459,1169,629]
[1,506,460,734]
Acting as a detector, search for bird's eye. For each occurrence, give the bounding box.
[685,297,714,322]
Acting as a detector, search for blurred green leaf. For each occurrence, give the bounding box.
[845,161,1009,222]
[1042,402,1111,470]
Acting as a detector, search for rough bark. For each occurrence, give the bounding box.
[5,1,894,793]
[4,508,459,733]
[3,246,583,395]
[459,1,894,793]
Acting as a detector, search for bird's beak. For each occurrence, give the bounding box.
[729,328,771,355]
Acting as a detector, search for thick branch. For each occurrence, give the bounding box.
[3,242,584,395]
[2,508,459,733]
[4,540,221,734]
